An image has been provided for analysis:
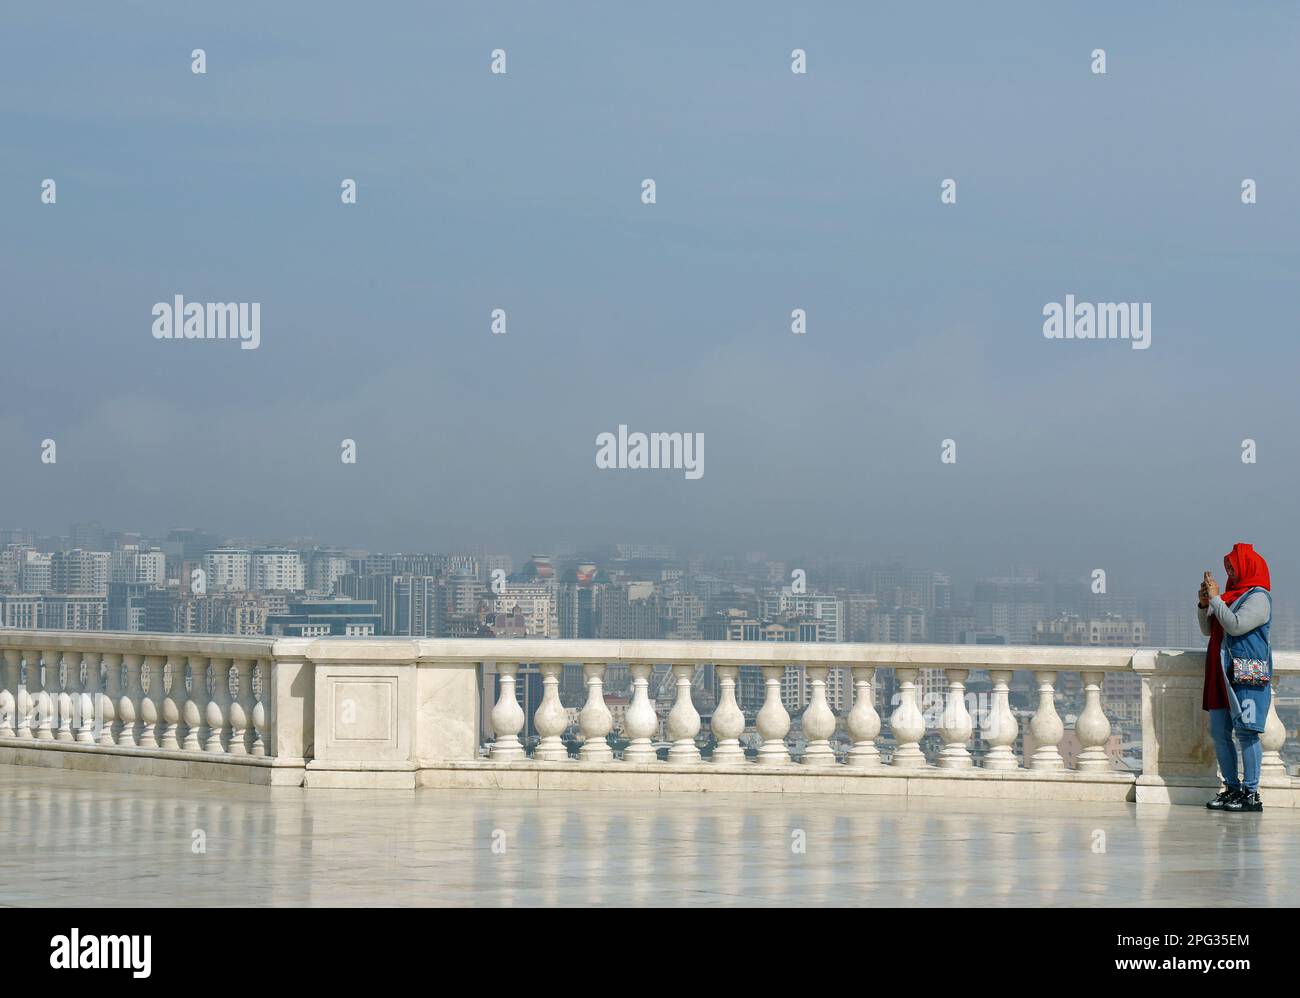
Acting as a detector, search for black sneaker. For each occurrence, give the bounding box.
[1224,790,1263,813]
[1206,788,1241,810]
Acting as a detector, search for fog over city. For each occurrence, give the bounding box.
[4,1,1297,595]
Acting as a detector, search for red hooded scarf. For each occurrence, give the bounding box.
[1204,542,1271,710]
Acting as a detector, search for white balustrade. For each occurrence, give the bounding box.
[1028,671,1064,770]
[55,652,76,742]
[76,651,98,745]
[0,649,18,737]
[34,650,55,740]
[1262,680,1287,778]
[119,654,142,748]
[756,664,791,765]
[533,663,570,762]
[159,653,183,750]
[99,653,121,747]
[845,665,881,767]
[182,656,207,752]
[889,668,926,767]
[981,669,1019,770]
[228,657,253,756]
[937,668,973,769]
[710,664,746,764]
[800,665,837,766]
[577,662,614,762]
[666,664,702,764]
[139,654,162,749]
[1075,671,1112,771]
[622,663,658,763]
[205,657,231,754]
[489,662,526,761]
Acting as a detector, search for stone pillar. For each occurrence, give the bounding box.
[937,668,973,769]
[228,657,253,755]
[159,652,183,750]
[1028,671,1064,770]
[622,663,659,763]
[249,660,266,757]
[0,649,19,737]
[16,651,34,739]
[76,651,99,744]
[54,652,77,742]
[533,663,569,762]
[845,665,881,767]
[889,668,926,767]
[99,653,121,747]
[138,654,162,749]
[710,664,746,764]
[488,662,526,761]
[205,658,231,754]
[577,662,613,762]
[981,669,1019,770]
[666,664,702,764]
[182,656,208,752]
[800,665,837,766]
[1075,671,1113,771]
[118,654,143,748]
[1262,679,1288,779]
[756,664,791,765]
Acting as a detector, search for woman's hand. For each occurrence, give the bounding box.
[1204,576,1220,602]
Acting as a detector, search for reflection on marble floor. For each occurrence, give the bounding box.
[0,767,1293,907]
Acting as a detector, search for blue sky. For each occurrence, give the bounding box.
[2,1,1298,590]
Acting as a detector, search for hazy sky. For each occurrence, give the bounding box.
[3,2,1298,592]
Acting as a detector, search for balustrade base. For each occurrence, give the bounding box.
[0,737,303,786]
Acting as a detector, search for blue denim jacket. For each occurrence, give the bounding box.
[1218,587,1273,734]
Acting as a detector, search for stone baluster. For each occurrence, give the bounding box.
[250,660,266,757]
[1262,678,1288,779]
[98,653,121,747]
[34,649,56,740]
[159,652,183,750]
[55,651,77,742]
[756,664,792,764]
[205,658,231,753]
[577,662,613,762]
[533,663,569,762]
[1075,671,1113,771]
[182,656,208,752]
[0,649,20,737]
[846,665,881,767]
[800,665,837,766]
[622,663,658,763]
[981,669,1019,770]
[76,651,99,744]
[937,668,973,769]
[16,651,34,739]
[488,662,526,761]
[228,658,254,755]
[710,664,746,764]
[889,668,926,767]
[666,664,701,764]
[1028,670,1064,770]
[138,655,163,748]
[117,654,143,747]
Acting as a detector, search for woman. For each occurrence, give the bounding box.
[1198,542,1274,812]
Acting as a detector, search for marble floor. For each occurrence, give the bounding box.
[0,766,1294,906]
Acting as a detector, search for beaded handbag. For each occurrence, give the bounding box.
[1231,658,1270,688]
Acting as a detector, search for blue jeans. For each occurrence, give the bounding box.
[1209,708,1262,792]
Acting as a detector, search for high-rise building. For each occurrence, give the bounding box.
[250,547,305,592]
[51,549,110,595]
[203,548,252,591]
